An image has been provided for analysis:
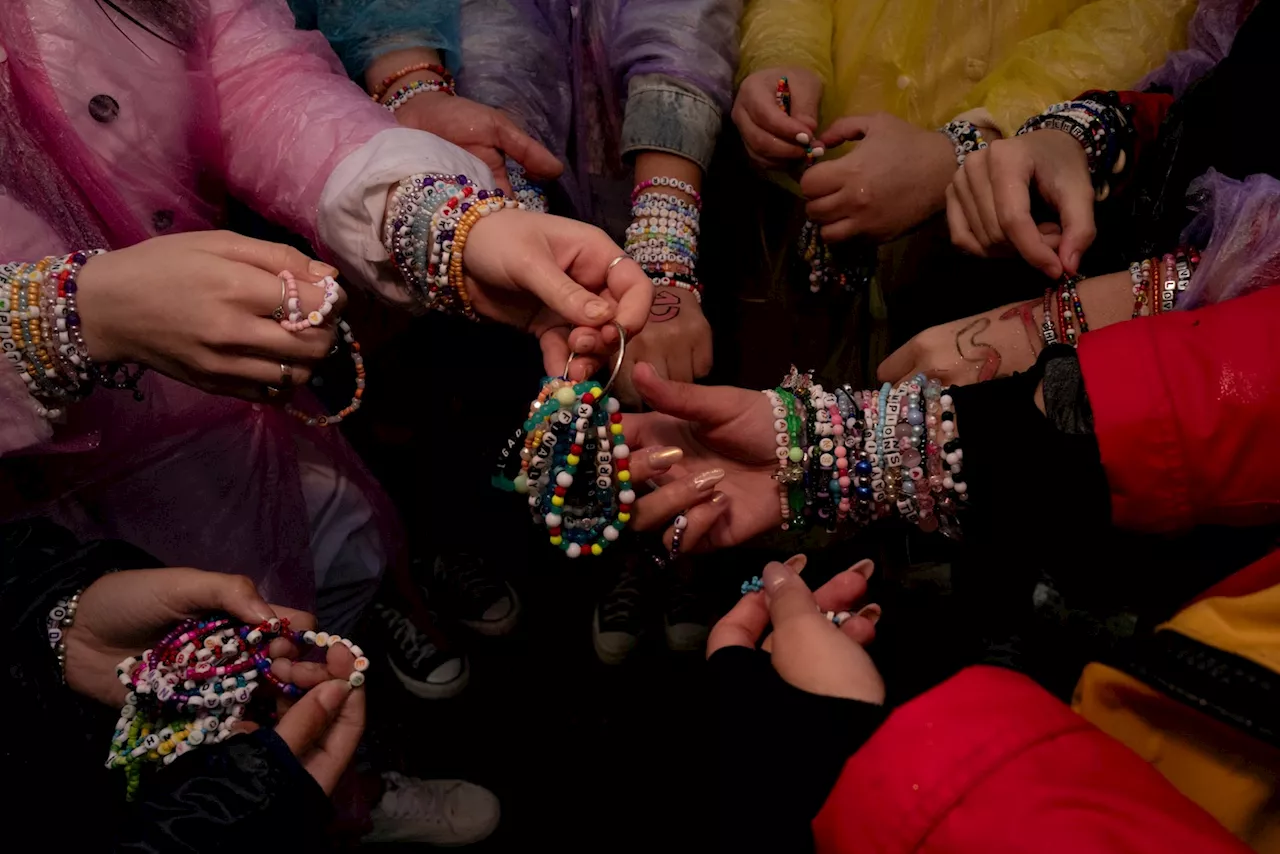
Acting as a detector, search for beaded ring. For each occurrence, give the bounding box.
[495,322,635,558]
[274,271,366,427]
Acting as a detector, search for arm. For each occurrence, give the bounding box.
[813,666,1252,854]
[737,0,833,89]
[209,0,492,304]
[958,0,1195,136]
[1079,284,1280,533]
[289,0,460,80]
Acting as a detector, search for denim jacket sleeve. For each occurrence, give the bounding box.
[288,0,462,79]
[614,0,742,171]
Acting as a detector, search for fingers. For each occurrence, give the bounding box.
[798,158,845,200]
[164,571,275,625]
[761,559,821,625]
[952,165,992,247]
[707,587,770,656]
[946,184,986,257]
[693,332,713,379]
[812,560,873,612]
[740,88,813,157]
[539,327,572,378]
[788,79,823,133]
[623,445,684,483]
[962,150,1006,247]
[274,679,353,758]
[214,354,315,396]
[662,491,729,552]
[818,115,873,149]
[601,256,655,339]
[521,257,617,329]
[988,142,1063,278]
[632,361,753,423]
[819,219,860,244]
[236,318,336,364]
[495,113,564,181]
[632,468,725,531]
[1052,186,1098,276]
[188,231,338,283]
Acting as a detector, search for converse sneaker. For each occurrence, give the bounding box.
[592,557,648,665]
[663,566,709,653]
[373,602,470,700]
[365,772,500,846]
[426,553,521,636]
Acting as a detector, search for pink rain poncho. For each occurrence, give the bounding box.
[0,0,491,619]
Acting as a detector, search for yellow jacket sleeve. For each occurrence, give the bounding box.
[737,0,836,87]
[959,0,1195,136]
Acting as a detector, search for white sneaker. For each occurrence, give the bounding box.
[365,772,500,846]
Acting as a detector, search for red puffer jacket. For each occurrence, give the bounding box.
[812,667,1251,854]
[815,287,1280,853]
[1079,283,1280,532]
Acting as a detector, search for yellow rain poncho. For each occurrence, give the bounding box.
[739,0,1195,135]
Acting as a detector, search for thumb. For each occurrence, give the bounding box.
[762,560,820,625]
[1053,185,1097,276]
[275,679,352,757]
[496,113,564,181]
[165,570,275,625]
[819,115,873,148]
[521,256,616,327]
[791,82,822,132]
[633,361,750,423]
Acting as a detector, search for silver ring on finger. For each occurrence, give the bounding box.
[280,362,293,388]
[605,254,629,279]
[265,385,282,399]
[272,275,287,321]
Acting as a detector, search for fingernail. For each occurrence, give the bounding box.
[784,553,807,573]
[309,260,338,279]
[857,603,882,626]
[585,299,610,320]
[711,490,729,505]
[762,560,793,592]
[850,559,875,581]
[692,468,725,490]
[576,334,598,351]
[810,146,826,157]
[833,611,853,626]
[648,446,683,468]
[796,132,810,144]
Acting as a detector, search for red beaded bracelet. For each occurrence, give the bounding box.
[371,62,454,101]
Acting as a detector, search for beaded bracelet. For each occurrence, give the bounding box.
[495,323,634,558]
[1017,95,1133,200]
[630,176,702,208]
[939,119,988,167]
[384,78,454,113]
[46,589,83,684]
[371,62,454,101]
[508,160,549,213]
[108,615,369,799]
[271,271,366,427]
[1126,247,1200,318]
[626,188,704,303]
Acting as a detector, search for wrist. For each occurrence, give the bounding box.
[365,48,451,101]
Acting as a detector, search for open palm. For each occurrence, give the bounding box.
[626,363,783,551]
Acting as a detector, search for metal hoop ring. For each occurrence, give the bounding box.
[605,254,629,278]
[272,274,287,321]
[561,320,628,397]
[280,362,293,388]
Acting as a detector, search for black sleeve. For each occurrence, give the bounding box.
[118,730,333,852]
[711,646,886,853]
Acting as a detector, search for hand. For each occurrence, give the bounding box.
[461,209,654,376]
[63,568,284,708]
[260,641,365,795]
[394,92,563,194]
[708,557,884,703]
[622,363,784,551]
[947,130,1095,277]
[732,67,823,170]
[614,287,713,406]
[876,270,1136,387]
[801,113,957,243]
[76,231,345,400]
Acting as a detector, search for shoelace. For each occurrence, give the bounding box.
[600,567,645,626]
[381,773,460,826]
[437,554,503,604]
[383,611,439,669]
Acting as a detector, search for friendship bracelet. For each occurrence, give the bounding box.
[372,62,454,101]
[46,589,83,685]
[383,78,454,112]
[939,119,988,167]
[630,177,702,208]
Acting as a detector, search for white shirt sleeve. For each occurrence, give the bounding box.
[316,128,496,308]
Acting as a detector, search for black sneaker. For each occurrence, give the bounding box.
[424,553,520,637]
[592,556,649,665]
[373,602,470,700]
[663,563,709,653]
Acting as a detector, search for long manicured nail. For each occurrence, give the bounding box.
[711,490,729,505]
[761,560,793,592]
[784,554,807,573]
[850,559,874,581]
[692,468,725,490]
[585,299,610,320]
[647,447,683,468]
[857,603,882,626]
[309,260,338,279]
[796,132,810,145]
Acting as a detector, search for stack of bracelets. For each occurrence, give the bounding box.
[384,172,527,316]
[766,366,968,540]
[493,323,633,558]
[939,118,988,167]
[1128,246,1201,318]
[2,250,145,420]
[624,177,704,304]
[507,160,549,213]
[1016,93,1134,202]
[371,62,456,108]
[100,614,369,800]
